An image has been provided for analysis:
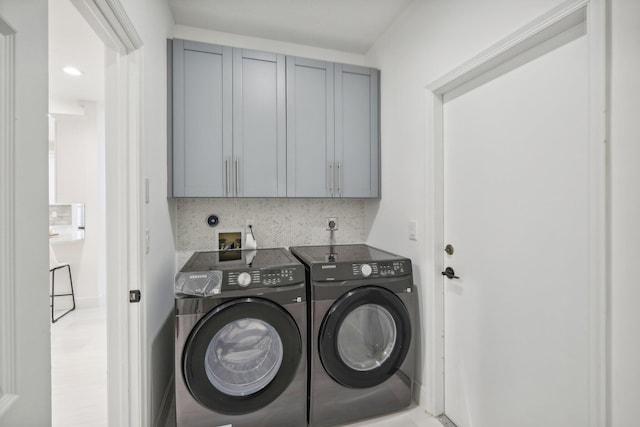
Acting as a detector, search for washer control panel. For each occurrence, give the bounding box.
[360,263,373,277]
[236,272,252,287]
[226,267,304,289]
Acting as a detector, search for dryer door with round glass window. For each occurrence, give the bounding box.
[183,297,302,415]
[319,286,411,388]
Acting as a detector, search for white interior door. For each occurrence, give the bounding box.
[0,4,51,426]
[443,34,590,427]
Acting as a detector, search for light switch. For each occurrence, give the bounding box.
[409,220,417,241]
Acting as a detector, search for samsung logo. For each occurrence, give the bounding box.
[189,274,208,279]
[321,265,337,269]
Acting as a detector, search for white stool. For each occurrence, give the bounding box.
[49,245,76,323]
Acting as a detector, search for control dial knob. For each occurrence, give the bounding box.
[237,272,252,287]
[360,264,373,277]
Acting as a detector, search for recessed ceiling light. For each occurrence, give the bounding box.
[63,66,83,76]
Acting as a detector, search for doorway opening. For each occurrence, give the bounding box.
[48,0,107,424]
[48,0,145,425]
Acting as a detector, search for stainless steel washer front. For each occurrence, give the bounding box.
[174,249,307,427]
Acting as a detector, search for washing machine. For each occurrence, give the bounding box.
[174,248,307,427]
[290,244,416,427]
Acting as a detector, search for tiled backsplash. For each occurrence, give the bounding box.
[176,198,367,269]
[49,204,73,226]
[49,203,85,228]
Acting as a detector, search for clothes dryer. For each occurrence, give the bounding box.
[290,244,416,427]
[174,248,307,427]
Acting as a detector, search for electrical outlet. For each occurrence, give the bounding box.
[145,229,150,254]
[326,217,338,230]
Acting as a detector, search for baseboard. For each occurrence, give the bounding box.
[156,374,174,427]
[415,378,443,419]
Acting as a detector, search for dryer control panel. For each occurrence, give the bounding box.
[351,260,410,279]
[310,259,412,282]
[351,261,411,278]
[225,267,305,290]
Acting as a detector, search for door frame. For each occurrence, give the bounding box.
[0,15,18,417]
[422,0,608,425]
[69,1,146,425]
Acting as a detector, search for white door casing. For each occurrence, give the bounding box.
[0,14,18,420]
[423,0,607,425]
[69,1,146,426]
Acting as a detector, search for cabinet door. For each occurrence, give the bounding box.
[233,49,286,197]
[172,39,232,197]
[286,57,334,197]
[335,64,380,198]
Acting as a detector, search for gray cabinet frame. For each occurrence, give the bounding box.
[286,59,380,198]
[233,49,286,197]
[169,39,380,199]
[171,39,232,197]
[335,64,380,198]
[286,57,335,197]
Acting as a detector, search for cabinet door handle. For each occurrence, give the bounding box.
[337,161,342,195]
[329,162,334,195]
[225,159,230,195]
[235,159,239,195]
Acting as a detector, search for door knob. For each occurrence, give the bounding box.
[441,267,460,279]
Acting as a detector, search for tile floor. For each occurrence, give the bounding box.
[163,403,441,427]
[52,307,442,427]
[51,306,107,427]
[342,407,442,427]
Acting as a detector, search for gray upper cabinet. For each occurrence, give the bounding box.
[171,39,232,197]
[233,49,286,197]
[286,59,380,198]
[171,41,285,197]
[286,57,334,197]
[335,64,380,198]
[169,39,379,198]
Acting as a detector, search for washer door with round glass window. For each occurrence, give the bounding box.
[183,297,302,415]
[319,286,411,388]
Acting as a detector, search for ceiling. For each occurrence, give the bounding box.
[48,0,412,113]
[49,0,104,115]
[169,0,414,54]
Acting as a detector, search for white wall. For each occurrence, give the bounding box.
[116,1,175,424]
[51,103,104,307]
[174,24,368,66]
[72,0,639,424]
[364,0,565,405]
[366,0,640,424]
[610,0,640,425]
